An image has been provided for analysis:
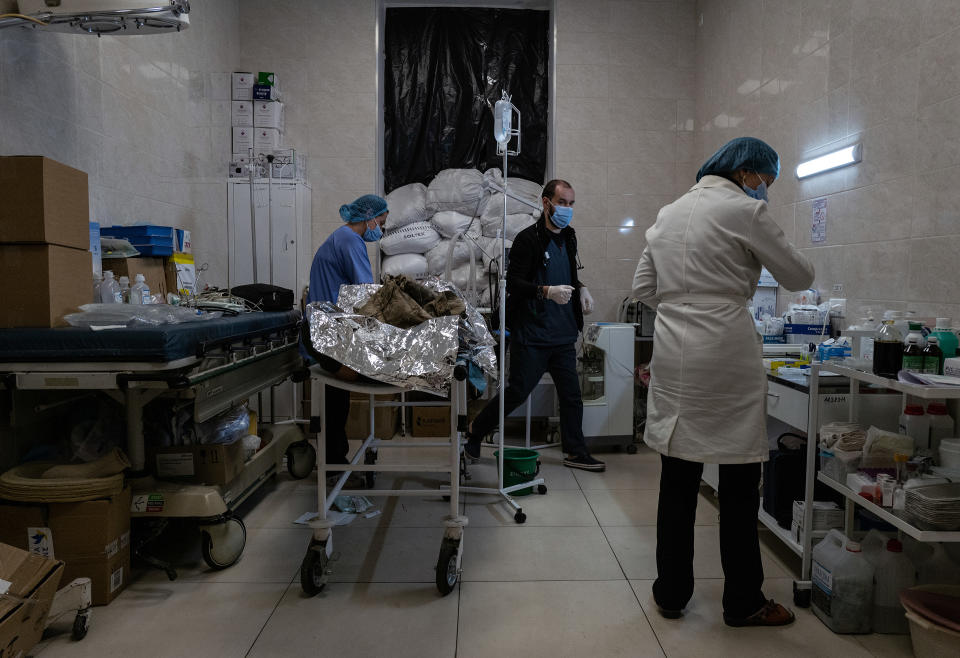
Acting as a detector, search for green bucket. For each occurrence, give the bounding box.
[493,448,541,496]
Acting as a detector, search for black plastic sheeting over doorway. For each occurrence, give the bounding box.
[383,7,549,194]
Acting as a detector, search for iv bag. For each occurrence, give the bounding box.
[494,99,512,144]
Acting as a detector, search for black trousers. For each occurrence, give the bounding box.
[471,340,589,456]
[652,455,767,618]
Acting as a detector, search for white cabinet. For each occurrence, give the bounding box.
[227,179,312,298]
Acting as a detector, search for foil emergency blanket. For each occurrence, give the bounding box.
[308,278,497,395]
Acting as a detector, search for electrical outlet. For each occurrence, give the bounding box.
[832,283,843,295]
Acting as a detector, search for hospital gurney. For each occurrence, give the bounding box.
[0,311,314,574]
[300,370,468,596]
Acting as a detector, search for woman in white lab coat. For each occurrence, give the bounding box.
[632,137,814,627]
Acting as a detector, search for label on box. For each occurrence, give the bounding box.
[120,531,130,548]
[0,579,10,596]
[132,493,166,513]
[27,527,54,559]
[105,538,119,558]
[110,566,123,593]
[253,83,280,101]
[157,452,194,477]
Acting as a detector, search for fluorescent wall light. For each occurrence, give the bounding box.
[795,143,862,179]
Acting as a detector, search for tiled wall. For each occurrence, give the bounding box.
[695,0,960,322]
[555,0,697,321]
[0,0,240,282]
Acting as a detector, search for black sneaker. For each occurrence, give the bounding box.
[656,604,683,620]
[562,454,605,471]
[463,434,482,461]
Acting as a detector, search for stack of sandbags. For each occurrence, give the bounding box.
[380,168,541,305]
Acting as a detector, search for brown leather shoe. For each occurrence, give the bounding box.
[723,599,796,627]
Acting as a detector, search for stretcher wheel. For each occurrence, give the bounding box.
[514,510,526,524]
[200,516,246,570]
[435,539,460,595]
[547,430,560,444]
[301,541,329,596]
[72,610,90,640]
[286,440,316,479]
[537,484,547,495]
[626,443,638,454]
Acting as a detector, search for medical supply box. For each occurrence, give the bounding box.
[151,440,246,486]
[0,156,89,249]
[0,542,64,657]
[0,487,131,606]
[0,244,91,328]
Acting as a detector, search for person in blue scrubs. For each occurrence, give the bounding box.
[306,194,388,465]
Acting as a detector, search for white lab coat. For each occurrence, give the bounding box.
[633,175,814,464]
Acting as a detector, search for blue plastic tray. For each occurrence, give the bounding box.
[131,245,174,257]
[101,225,174,239]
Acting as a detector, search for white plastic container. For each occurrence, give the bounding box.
[872,538,916,634]
[129,273,150,305]
[940,439,960,469]
[926,404,955,455]
[901,584,960,658]
[900,403,931,452]
[99,270,121,304]
[812,530,876,633]
[118,275,130,304]
[916,543,960,586]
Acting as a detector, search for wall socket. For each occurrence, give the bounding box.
[832,283,844,295]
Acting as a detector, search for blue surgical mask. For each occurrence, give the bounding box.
[362,222,383,242]
[742,174,769,203]
[550,204,573,229]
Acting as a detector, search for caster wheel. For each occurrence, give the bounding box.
[286,440,317,479]
[626,444,638,454]
[435,539,460,595]
[793,582,811,608]
[514,510,526,524]
[200,515,246,570]
[71,610,90,641]
[300,541,329,596]
[486,432,498,445]
[537,484,547,495]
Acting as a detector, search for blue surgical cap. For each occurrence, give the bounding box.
[696,137,781,183]
[339,194,388,223]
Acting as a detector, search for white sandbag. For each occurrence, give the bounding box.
[447,262,487,291]
[426,168,485,216]
[430,211,476,239]
[481,213,536,240]
[477,236,512,266]
[380,221,442,256]
[425,238,481,275]
[381,253,430,279]
[481,177,543,217]
[385,182,428,230]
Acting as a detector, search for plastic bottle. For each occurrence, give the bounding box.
[93,273,102,304]
[931,317,958,359]
[873,319,903,378]
[812,530,875,633]
[118,275,130,304]
[902,325,924,373]
[900,403,930,452]
[916,543,960,586]
[99,270,122,304]
[872,538,916,634]
[861,529,890,568]
[926,402,955,456]
[129,273,150,305]
[922,335,944,375]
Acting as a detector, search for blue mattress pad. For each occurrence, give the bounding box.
[0,310,302,363]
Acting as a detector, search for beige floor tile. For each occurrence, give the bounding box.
[325,525,450,583]
[464,488,599,526]
[248,582,459,658]
[458,580,665,658]
[585,489,721,526]
[463,526,624,581]
[631,578,874,658]
[238,476,321,529]
[853,633,916,657]
[574,456,661,490]
[462,446,583,490]
[136,525,312,584]
[602,525,790,580]
[34,582,288,657]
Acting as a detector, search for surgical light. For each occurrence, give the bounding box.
[795,143,862,179]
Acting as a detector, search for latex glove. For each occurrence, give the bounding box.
[580,287,595,315]
[546,285,574,305]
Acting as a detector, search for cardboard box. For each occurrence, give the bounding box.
[232,71,254,100]
[153,440,245,485]
[165,253,196,296]
[253,127,282,150]
[0,244,90,327]
[944,357,960,377]
[61,550,130,606]
[174,229,191,254]
[412,406,451,437]
[232,126,253,153]
[257,71,278,86]
[254,101,284,129]
[0,156,89,249]
[345,393,400,440]
[252,84,281,101]
[108,256,168,300]
[0,543,64,657]
[231,100,253,126]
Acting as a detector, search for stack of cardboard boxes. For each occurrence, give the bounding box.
[230,71,304,180]
[0,157,93,328]
[0,542,63,656]
[0,487,132,606]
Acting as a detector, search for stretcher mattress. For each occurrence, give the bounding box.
[0,310,301,363]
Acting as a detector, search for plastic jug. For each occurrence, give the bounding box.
[872,539,916,634]
[99,270,122,304]
[861,529,890,567]
[129,273,150,305]
[917,543,960,586]
[931,318,958,358]
[812,530,876,633]
[900,403,930,452]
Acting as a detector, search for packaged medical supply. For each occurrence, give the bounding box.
[900,404,931,452]
[903,324,925,373]
[99,270,121,304]
[118,275,130,303]
[863,426,915,468]
[129,273,150,305]
[923,335,944,374]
